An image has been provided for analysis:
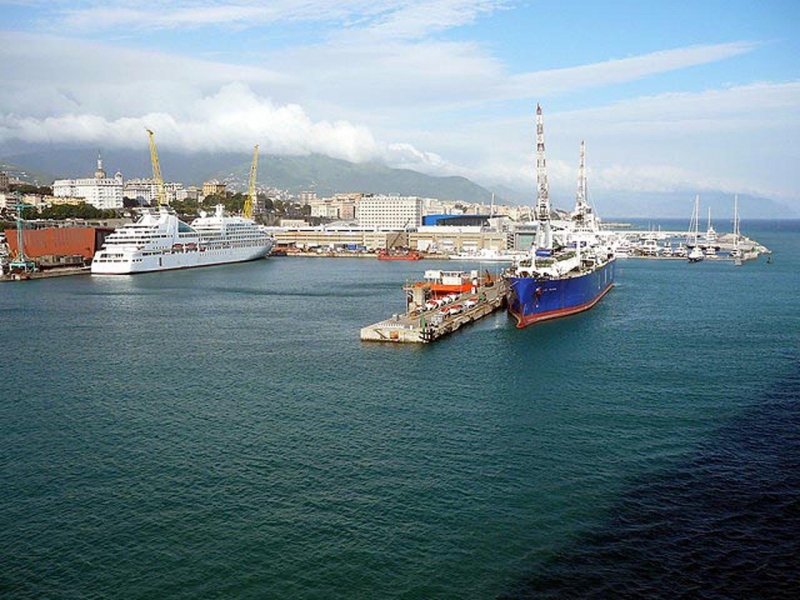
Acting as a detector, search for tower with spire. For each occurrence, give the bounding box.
[94,152,106,180]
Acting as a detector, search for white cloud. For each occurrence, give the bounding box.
[345,0,510,40]
[0,18,794,204]
[508,42,760,97]
[36,0,506,36]
[401,80,800,202]
[0,81,454,174]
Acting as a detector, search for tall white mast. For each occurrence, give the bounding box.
[694,196,700,246]
[575,140,587,218]
[535,104,552,250]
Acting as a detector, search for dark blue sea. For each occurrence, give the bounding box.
[2,220,799,599]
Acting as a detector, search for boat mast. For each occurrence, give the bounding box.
[535,104,552,250]
[734,194,740,250]
[574,140,587,221]
[694,195,700,246]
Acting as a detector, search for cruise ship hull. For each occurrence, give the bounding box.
[91,243,272,274]
[507,259,615,328]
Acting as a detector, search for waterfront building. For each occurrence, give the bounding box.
[53,155,123,210]
[408,226,508,254]
[278,219,309,228]
[309,194,359,220]
[202,180,226,198]
[357,195,423,229]
[122,178,185,205]
[297,191,317,205]
[271,225,406,251]
[309,198,339,219]
[50,196,87,207]
[175,186,201,202]
[123,178,157,205]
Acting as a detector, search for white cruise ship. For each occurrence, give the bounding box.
[91,205,273,274]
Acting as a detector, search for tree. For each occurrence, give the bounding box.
[10,183,52,196]
[258,193,274,212]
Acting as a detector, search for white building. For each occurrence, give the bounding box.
[53,155,123,210]
[357,195,423,229]
[124,178,185,205]
[123,178,157,205]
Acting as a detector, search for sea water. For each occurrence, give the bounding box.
[1,220,798,598]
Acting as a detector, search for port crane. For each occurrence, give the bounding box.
[8,196,37,273]
[146,129,167,206]
[243,145,258,220]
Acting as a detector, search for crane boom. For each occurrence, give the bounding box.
[146,129,166,206]
[243,144,259,220]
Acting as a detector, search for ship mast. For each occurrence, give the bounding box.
[535,104,552,250]
[574,140,587,221]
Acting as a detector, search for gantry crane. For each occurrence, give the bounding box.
[243,145,259,220]
[146,129,167,206]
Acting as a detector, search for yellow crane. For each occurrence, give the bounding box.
[146,128,167,206]
[243,144,259,220]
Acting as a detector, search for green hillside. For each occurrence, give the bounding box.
[219,154,497,204]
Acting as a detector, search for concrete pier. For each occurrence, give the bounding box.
[360,279,507,344]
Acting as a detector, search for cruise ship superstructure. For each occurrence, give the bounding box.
[91,205,273,274]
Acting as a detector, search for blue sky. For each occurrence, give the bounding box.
[1,1,798,208]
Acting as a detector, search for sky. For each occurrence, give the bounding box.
[1,0,799,209]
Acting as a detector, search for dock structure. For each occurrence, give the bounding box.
[360,278,508,344]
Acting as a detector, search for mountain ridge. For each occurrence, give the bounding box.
[2,148,797,219]
[1,148,501,205]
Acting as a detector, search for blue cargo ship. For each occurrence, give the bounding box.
[507,105,616,328]
[506,251,615,328]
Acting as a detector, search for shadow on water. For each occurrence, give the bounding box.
[500,356,800,599]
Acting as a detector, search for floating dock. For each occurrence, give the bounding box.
[360,275,507,344]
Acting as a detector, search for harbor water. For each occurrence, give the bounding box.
[2,220,799,598]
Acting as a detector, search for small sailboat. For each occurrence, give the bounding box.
[731,194,743,266]
[687,195,704,263]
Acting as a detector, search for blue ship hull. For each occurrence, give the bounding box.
[507,259,616,328]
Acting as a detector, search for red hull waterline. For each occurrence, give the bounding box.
[509,282,614,329]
